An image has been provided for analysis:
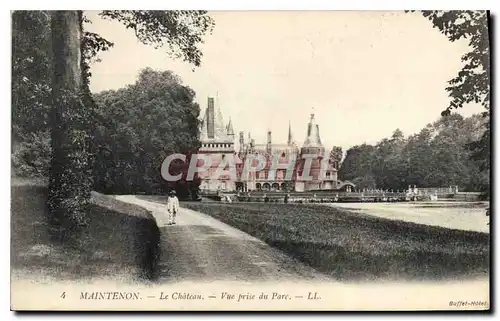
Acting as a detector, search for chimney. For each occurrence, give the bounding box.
[207,97,215,139]
[239,131,245,153]
[267,130,272,154]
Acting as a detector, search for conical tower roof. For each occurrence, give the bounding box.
[200,113,208,140]
[303,113,323,148]
[214,104,227,139]
[315,124,322,146]
[287,121,293,146]
[226,118,234,136]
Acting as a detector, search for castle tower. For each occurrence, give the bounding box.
[295,112,327,192]
[200,96,234,150]
[302,113,324,156]
[198,96,236,192]
[206,97,215,139]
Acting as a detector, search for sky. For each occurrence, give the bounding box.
[86,11,484,152]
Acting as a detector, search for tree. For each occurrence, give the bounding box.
[11,12,53,178]
[371,129,408,190]
[338,144,375,182]
[12,11,52,140]
[418,11,489,115]
[339,115,486,191]
[12,11,113,144]
[418,10,490,199]
[92,68,201,199]
[47,11,91,226]
[405,126,435,187]
[98,11,214,67]
[328,146,343,169]
[12,10,215,226]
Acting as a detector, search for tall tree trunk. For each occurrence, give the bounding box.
[48,11,91,227]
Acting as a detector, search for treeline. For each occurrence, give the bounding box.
[338,113,489,195]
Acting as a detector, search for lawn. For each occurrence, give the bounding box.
[11,183,160,283]
[181,202,490,282]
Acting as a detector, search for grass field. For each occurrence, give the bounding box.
[181,202,490,282]
[327,202,489,233]
[11,184,160,283]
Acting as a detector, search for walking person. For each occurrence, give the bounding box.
[167,190,180,225]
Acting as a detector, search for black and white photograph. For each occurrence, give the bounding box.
[10,9,491,311]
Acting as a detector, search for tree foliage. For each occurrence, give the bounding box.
[339,114,488,193]
[92,68,201,199]
[338,144,375,183]
[419,11,490,115]
[12,10,213,223]
[328,146,342,169]
[417,10,490,199]
[12,10,213,143]
[99,10,214,67]
[12,11,52,140]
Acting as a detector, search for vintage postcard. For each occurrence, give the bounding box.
[11,10,490,311]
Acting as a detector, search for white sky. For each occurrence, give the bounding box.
[86,11,485,152]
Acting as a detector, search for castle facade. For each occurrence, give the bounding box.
[198,97,338,192]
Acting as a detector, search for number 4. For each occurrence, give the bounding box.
[60,292,66,299]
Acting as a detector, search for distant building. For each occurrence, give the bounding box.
[198,96,340,192]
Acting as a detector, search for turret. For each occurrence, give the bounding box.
[302,112,324,157]
[227,118,234,136]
